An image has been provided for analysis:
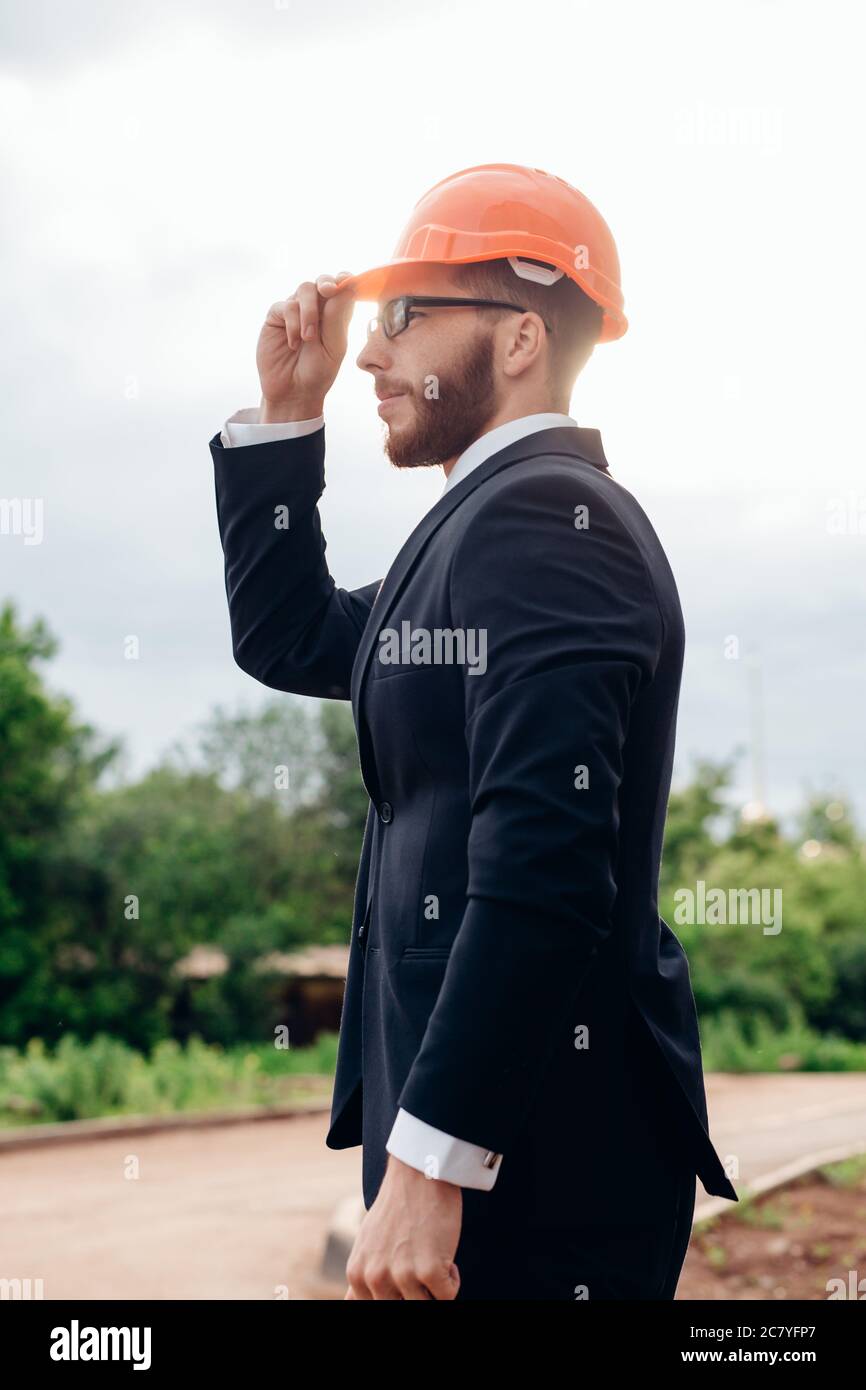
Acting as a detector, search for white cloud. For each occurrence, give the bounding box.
[2,0,864,820]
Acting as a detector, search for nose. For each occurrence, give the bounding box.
[356,318,390,373]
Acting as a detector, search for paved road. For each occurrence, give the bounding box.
[2,1074,865,1300]
[700,1071,866,1194]
[0,1112,355,1300]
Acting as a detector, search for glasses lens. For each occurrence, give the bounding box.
[368,301,410,339]
[384,299,407,338]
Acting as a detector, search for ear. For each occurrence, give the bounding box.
[500,310,547,378]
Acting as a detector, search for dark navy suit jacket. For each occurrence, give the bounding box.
[210,421,738,1216]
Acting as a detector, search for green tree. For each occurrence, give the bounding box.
[0,602,118,1042]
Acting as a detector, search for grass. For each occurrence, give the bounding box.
[700,1011,866,1072]
[2,1017,865,1128]
[0,1032,339,1128]
[816,1153,866,1187]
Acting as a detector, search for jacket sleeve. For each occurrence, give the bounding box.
[210,423,381,698]
[396,467,664,1155]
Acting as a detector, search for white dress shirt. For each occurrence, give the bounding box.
[221,407,578,496]
[220,403,580,1188]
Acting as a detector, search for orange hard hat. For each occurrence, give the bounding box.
[335,162,627,343]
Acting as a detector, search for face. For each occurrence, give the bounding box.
[354,265,502,471]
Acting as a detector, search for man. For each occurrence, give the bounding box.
[210,163,737,1302]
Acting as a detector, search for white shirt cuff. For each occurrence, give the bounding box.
[220,406,325,448]
[386,1107,502,1191]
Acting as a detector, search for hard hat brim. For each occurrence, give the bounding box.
[332,259,455,304]
[333,254,627,342]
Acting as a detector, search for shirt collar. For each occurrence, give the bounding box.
[441,413,580,495]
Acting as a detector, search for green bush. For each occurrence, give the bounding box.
[0,1032,338,1127]
[700,1009,866,1072]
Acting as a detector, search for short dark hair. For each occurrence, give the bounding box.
[449,257,604,405]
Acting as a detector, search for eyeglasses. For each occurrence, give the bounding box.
[367,295,552,340]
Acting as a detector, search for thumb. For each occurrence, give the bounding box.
[319,271,356,359]
[425,1259,461,1300]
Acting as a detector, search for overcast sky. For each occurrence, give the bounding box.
[1,0,863,825]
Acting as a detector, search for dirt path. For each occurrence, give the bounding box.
[3,1074,865,1300]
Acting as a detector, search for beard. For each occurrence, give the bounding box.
[383,327,498,470]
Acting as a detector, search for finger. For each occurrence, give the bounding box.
[364,1268,404,1300]
[321,269,355,297]
[283,297,301,350]
[293,279,321,342]
[321,281,356,359]
[347,1283,373,1300]
[344,1266,373,1300]
[418,1261,461,1300]
[397,1276,434,1301]
[317,271,353,298]
[264,298,301,352]
[389,1261,431,1301]
[264,298,289,329]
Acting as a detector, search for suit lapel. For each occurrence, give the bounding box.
[349,425,610,802]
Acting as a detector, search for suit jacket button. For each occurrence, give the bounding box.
[379,801,393,823]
